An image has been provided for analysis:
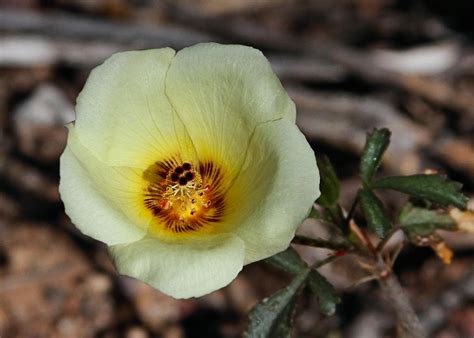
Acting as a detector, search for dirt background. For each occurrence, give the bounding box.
[0,1,473,337]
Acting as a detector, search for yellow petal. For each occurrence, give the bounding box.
[165,42,296,185]
[75,48,197,169]
[60,44,321,299]
[60,140,146,245]
[225,119,320,263]
[65,124,151,232]
[109,233,245,298]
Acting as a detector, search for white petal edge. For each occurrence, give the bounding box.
[59,145,146,245]
[65,124,153,229]
[109,233,245,298]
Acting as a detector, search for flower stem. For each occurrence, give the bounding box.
[378,271,427,338]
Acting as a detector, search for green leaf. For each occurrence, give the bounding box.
[244,270,309,338]
[265,248,340,316]
[266,247,307,275]
[358,188,391,237]
[307,270,339,315]
[373,175,468,209]
[359,128,391,185]
[400,203,456,241]
[316,155,340,207]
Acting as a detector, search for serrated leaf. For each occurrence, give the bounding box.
[399,203,455,239]
[265,247,307,275]
[245,270,309,338]
[373,174,468,209]
[400,204,455,263]
[307,270,340,315]
[358,188,392,237]
[317,155,340,207]
[359,128,391,185]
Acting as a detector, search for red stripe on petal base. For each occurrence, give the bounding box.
[143,159,226,234]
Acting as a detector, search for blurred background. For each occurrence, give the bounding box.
[0,0,473,337]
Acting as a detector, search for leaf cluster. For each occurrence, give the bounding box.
[245,127,468,337]
[245,248,339,338]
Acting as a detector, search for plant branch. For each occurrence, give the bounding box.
[378,271,427,338]
[311,255,340,269]
[292,235,350,251]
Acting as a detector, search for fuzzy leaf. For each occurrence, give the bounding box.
[373,175,468,209]
[307,270,340,315]
[245,270,309,338]
[317,156,340,207]
[358,188,391,237]
[359,128,391,185]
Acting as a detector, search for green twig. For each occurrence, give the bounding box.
[292,235,350,251]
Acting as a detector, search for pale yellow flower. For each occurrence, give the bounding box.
[60,43,319,298]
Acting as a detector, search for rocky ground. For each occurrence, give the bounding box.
[0,1,473,337]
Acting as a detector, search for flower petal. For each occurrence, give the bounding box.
[109,234,245,298]
[165,42,296,182]
[75,48,197,169]
[226,119,320,264]
[64,124,152,228]
[59,139,147,246]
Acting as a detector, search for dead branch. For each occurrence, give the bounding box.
[0,8,213,48]
[434,138,474,180]
[0,36,347,84]
[165,4,474,120]
[0,157,59,202]
[290,87,431,175]
[0,36,123,67]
